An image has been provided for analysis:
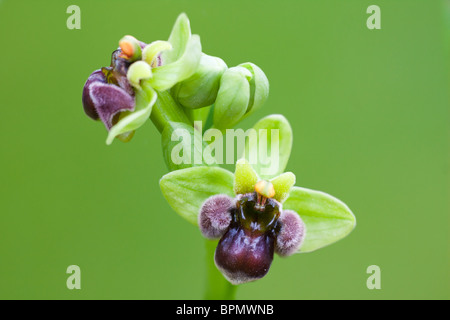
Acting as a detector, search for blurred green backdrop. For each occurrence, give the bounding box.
[0,0,448,299]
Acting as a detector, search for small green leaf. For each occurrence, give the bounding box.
[234,158,259,195]
[150,34,202,91]
[160,166,235,225]
[283,187,356,253]
[242,114,293,180]
[161,122,211,171]
[271,172,296,203]
[106,81,157,145]
[213,66,252,130]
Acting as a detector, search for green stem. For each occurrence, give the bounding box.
[185,106,212,133]
[204,239,237,300]
[150,90,192,132]
[151,90,237,299]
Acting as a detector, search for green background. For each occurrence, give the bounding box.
[0,0,448,299]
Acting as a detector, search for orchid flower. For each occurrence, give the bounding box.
[160,115,356,284]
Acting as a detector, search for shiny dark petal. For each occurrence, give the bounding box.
[109,50,134,96]
[215,225,274,285]
[110,49,130,76]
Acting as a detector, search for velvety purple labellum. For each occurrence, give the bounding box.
[215,225,274,285]
[82,68,135,130]
[82,69,104,120]
[213,193,280,285]
[81,39,148,134]
[88,81,135,130]
[200,192,306,284]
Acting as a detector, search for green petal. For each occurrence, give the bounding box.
[283,186,356,253]
[270,172,296,203]
[238,62,269,117]
[127,61,152,89]
[163,13,191,64]
[142,40,173,67]
[160,166,235,225]
[234,158,259,195]
[149,34,202,91]
[161,122,211,171]
[106,82,157,145]
[242,114,293,180]
[213,66,252,130]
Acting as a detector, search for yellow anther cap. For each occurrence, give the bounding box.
[255,180,275,198]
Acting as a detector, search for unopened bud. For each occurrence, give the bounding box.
[213,66,252,130]
[172,54,227,109]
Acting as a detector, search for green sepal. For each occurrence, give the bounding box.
[160,166,235,225]
[149,34,202,91]
[149,13,202,91]
[283,186,356,253]
[163,13,191,64]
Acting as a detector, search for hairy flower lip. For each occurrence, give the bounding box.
[199,189,306,284]
[82,69,104,120]
[213,192,279,284]
[82,40,166,133]
[215,224,275,285]
[275,210,306,257]
[198,194,234,239]
[82,69,135,130]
